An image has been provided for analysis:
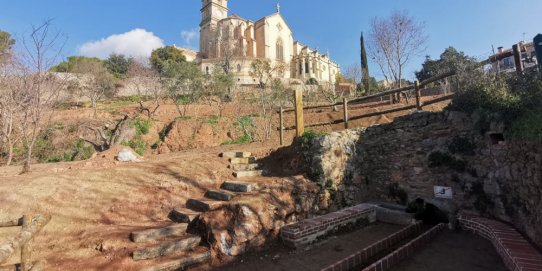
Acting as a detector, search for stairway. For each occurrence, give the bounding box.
[221,151,264,178]
[129,151,266,270]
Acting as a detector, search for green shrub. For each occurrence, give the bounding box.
[132,118,152,136]
[221,134,251,146]
[122,138,147,155]
[300,130,328,147]
[205,115,219,125]
[506,110,542,144]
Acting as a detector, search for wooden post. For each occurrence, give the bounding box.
[512,43,524,75]
[0,214,50,265]
[415,80,422,111]
[279,107,284,146]
[343,98,349,129]
[20,215,31,271]
[294,89,304,137]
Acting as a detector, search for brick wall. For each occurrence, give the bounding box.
[320,221,424,271]
[361,223,446,271]
[281,204,376,248]
[458,215,542,271]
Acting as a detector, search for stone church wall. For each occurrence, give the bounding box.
[303,110,542,249]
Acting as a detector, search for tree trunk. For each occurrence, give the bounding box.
[5,142,13,166]
[22,146,32,173]
[92,100,98,119]
[0,215,51,265]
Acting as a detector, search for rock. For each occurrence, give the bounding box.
[116,148,140,162]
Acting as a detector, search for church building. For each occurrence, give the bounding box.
[195,0,340,85]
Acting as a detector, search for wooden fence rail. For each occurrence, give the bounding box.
[0,214,50,271]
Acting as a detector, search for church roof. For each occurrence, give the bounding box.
[255,12,293,32]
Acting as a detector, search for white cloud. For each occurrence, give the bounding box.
[78,29,164,59]
[181,29,199,45]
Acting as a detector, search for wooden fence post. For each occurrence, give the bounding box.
[294,89,304,137]
[415,80,422,110]
[20,215,31,271]
[512,43,524,75]
[279,107,284,146]
[343,98,349,129]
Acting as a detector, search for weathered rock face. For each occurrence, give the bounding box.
[305,110,542,249]
[197,182,321,257]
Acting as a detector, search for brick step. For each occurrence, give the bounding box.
[132,235,201,261]
[130,224,188,243]
[168,207,200,223]
[204,189,235,201]
[140,249,211,271]
[233,170,263,178]
[221,181,254,193]
[229,157,256,164]
[186,198,227,212]
[229,163,262,171]
[220,151,252,158]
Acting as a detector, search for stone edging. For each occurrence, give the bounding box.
[360,223,446,271]
[281,204,376,248]
[320,221,424,271]
[458,215,542,271]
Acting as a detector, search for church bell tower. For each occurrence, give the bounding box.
[200,0,228,58]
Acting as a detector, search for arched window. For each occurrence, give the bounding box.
[276,39,284,61]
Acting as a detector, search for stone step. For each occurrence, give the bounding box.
[130,224,188,243]
[233,170,264,178]
[221,181,254,193]
[132,235,201,261]
[230,163,262,171]
[204,189,235,201]
[229,157,256,164]
[168,207,200,223]
[220,151,252,158]
[186,198,226,212]
[140,250,211,271]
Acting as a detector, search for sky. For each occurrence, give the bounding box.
[1,0,541,80]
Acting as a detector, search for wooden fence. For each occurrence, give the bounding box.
[277,45,530,145]
[0,214,50,271]
[278,70,456,145]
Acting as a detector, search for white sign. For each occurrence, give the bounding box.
[434,186,453,199]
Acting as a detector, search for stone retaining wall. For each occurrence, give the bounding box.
[321,221,424,271]
[281,204,376,248]
[304,110,542,249]
[458,215,542,271]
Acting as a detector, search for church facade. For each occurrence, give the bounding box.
[196,0,340,85]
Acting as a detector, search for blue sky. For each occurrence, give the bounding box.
[1,0,541,79]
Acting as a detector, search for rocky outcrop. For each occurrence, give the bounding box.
[304,110,542,249]
[196,182,321,257]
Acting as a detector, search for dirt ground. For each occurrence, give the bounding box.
[0,142,277,271]
[215,223,404,271]
[391,230,507,271]
[0,94,451,270]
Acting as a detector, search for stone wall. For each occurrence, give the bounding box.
[304,110,542,249]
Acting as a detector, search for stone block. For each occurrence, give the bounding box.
[130,224,188,243]
[220,152,252,158]
[132,235,201,261]
[221,181,253,192]
[168,207,200,223]
[204,189,235,201]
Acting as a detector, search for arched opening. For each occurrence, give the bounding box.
[237,64,242,73]
[276,38,284,61]
[206,66,210,75]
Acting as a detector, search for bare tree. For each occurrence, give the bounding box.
[79,114,135,152]
[71,61,116,118]
[0,57,24,165]
[127,61,163,119]
[249,59,287,140]
[317,82,342,111]
[368,11,427,101]
[18,20,66,173]
[344,63,362,86]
